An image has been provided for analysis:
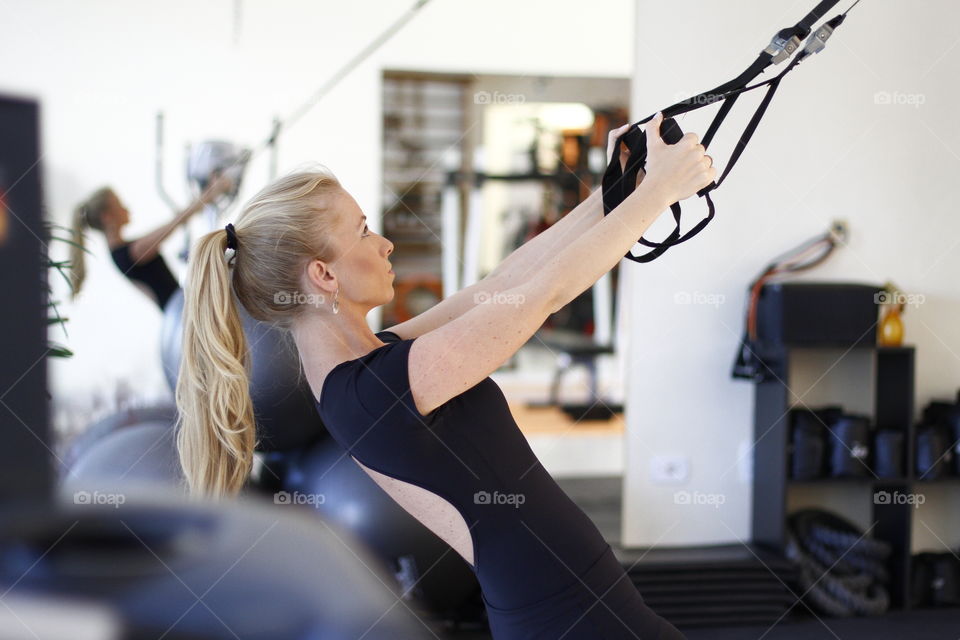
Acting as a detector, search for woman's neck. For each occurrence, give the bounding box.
[292,311,384,373]
[104,226,125,250]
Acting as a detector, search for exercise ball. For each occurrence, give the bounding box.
[280,438,482,622]
[62,422,183,494]
[61,404,178,476]
[5,487,430,639]
[161,288,327,451]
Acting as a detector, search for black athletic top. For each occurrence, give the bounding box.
[109,242,179,310]
[316,331,686,639]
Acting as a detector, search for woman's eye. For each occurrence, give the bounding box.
[363,225,370,236]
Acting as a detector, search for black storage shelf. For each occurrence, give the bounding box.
[750,342,934,611]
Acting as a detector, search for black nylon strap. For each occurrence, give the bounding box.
[601,0,843,264]
[638,193,715,249]
[660,56,771,122]
[702,92,738,149]
[627,203,682,263]
[799,0,843,33]
[632,0,839,130]
[717,61,797,188]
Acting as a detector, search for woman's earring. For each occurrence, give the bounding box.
[332,287,340,315]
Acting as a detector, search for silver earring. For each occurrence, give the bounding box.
[332,287,340,315]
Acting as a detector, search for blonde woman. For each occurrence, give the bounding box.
[70,176,232,309]
[176,112,713,639]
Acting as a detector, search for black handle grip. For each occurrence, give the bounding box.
[604,117,685,216]
[659,116,685,145]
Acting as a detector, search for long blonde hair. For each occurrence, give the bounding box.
[69,187,114,300]
[175,168,343,499]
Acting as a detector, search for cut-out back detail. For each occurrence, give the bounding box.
[352,455,477,569]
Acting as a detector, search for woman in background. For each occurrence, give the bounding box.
[70,174,232,309]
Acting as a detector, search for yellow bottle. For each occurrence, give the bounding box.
[878,305,904,347]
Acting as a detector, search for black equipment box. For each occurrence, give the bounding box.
[756,282,881,348]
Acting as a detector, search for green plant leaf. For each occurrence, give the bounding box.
[42,220,81,353]
[47,343,74,358]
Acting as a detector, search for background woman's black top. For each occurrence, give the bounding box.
[109,242,179,310]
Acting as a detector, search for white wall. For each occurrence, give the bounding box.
[0,0,633,434]
[623,0,960,548]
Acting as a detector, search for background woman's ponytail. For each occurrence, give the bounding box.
[175,229,256,499]
[69,187,112,300]
[69,203,88,300]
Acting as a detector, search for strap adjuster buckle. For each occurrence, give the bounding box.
[763,34,802,64]
[802,22,836,57]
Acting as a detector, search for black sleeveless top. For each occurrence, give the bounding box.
[315,330,688,638]
[109,242,179,310]
[315,330,612,606]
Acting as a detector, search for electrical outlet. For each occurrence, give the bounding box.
[650,455,690,484]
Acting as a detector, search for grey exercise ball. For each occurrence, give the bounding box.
[62,422,183,494]
[61,404,178,476]
[5,488,431,638]
[280,438,480,618]
[161,288,327,452]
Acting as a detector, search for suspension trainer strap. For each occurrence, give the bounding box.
[602,0,851,264]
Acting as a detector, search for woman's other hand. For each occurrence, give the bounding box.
[199,171,235,205]
[606,123,646,188]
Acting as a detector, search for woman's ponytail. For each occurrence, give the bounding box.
[175,229,256,499]
[69,187,112,300]
[68,204,88,300]
[173,166,343,498]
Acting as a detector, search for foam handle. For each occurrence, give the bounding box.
[659,116,684,145]
[603,116,686,216]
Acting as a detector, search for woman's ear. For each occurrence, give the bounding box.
[304,258,337,296]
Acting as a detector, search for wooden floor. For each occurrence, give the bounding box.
[507,402,625,437]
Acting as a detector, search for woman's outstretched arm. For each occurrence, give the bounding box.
[384,190,610,341]
[127,175,233,264]
[408,113,716,414]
